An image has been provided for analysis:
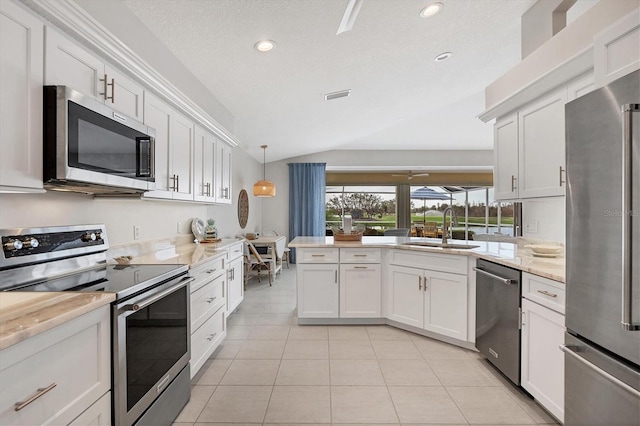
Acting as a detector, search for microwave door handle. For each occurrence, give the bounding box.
[621,104,639,331]
[136,137,153,178]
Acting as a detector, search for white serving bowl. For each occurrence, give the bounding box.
[526,244,563,254]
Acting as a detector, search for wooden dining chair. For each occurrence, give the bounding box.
[260,228,291,268]
[244,241,273,286]
[423,221,438,238]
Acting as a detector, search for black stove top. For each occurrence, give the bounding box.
[9,263,189,301]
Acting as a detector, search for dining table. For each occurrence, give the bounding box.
[250,235,287,278]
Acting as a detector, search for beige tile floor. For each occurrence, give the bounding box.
[174,266,560,426]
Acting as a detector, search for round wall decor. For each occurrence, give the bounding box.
[238,189,249,229]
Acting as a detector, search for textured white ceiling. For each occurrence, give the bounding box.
[122,0,544,163]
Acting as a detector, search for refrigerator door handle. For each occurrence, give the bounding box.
[560,344,640,398]
[621,103,640,331]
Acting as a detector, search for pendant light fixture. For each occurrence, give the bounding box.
[253,145,276,197]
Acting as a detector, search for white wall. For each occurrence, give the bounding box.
[522,197,565,243]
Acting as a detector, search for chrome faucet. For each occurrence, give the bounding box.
[441,207,457,245]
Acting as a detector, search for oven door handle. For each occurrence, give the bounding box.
[123,276,194,312]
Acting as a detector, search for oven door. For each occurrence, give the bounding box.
[113,274,192,426]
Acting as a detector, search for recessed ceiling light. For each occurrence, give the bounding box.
[434,51,452,62]
[420,2,443,18]
[254,40,276,52]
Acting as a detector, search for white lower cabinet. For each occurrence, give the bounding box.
[226,241,244,313]
[190,254,227,378]
[297,263,340,318]
[521,272,566,423]
[388,264,468,340]
[339,263,381,318]
[521,298,565,422]
[0,306,111,426]
[69,391,111,426]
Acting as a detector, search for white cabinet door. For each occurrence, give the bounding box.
[521,298,565,423]
[423,270,468,340]
[227,256,244,313]
[339,264,381,318]
[170,112,194,200]
[45,27,103,100]
[142,92,172,199]
[193,126,216,203]
[493,113,519,201]
[0,1,44,192]
[105,64,143,121]
[518,88,567,198]
[45,28,144,120]
[214,140,232,204]
[387,265,423,328]
[594,9,640,88]
[297,264,339,318]
[69,391,111,426]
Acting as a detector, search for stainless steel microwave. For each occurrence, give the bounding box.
[43,86,155,194]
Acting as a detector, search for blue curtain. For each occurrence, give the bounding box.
[288,163,326,263]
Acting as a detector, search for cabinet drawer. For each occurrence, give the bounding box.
[191,308,226,378]
[297,248,339,263]
[340,248,381,263]
[389,250,467,275]
[191,273,226,331]
[191,255,226,292]
[227,242,244,262]
[522,272,565,314]
[69,391,110,426]
[0,306,110,426]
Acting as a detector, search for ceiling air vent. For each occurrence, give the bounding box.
[325,90,351,101]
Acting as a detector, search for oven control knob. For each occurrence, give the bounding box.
[82,232,97,242]
[23,238,39,249]
[95,232,103,241]
[3,239,23,251]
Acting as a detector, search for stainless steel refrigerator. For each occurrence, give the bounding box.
[564,69,640,425]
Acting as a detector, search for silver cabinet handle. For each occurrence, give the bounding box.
[418,276,422,291]
[311,254,325,257]
[206,269,216,274]
[206,297,217,303]
[205,182,212,197]
[511,175,517,192]
[170,174,179,191]
[424,276,428,292]
[537,289,557,298]
[621,104,639,331]
[99,74,114,102]
[559,166,565,187]
[353,266,368,269]
[353,254,368,257]
[335,270,338,283]
[473,267,514,285]
[206,333,218,341]
[560,344,640,398]
[15,383,56,411]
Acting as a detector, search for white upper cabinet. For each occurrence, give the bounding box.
[45,27,143,121]
[494,87,567,201]
[518,88,567,199]
[0,1,44,192]
[194,126,217,203]
[142,92,194,201]
[493,113,519,200]
[594,9,640,88]
[214,140,232,204]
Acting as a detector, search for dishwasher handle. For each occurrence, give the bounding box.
[473,267,515,285]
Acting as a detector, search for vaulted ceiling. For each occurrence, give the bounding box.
[123,0,595,163]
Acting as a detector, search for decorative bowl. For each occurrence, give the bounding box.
[526,244,562,254]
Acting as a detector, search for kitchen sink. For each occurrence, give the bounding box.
[402,241,480,249]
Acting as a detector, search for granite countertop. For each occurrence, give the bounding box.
[289,236,565,283]
[0,292,115,350]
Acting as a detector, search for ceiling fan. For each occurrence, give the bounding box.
[391,171,430,180]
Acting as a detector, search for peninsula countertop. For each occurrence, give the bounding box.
[289,236,565,283]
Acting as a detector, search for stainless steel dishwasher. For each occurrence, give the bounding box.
[475,259,522,385]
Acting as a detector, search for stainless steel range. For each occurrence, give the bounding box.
[0,224,192,426]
